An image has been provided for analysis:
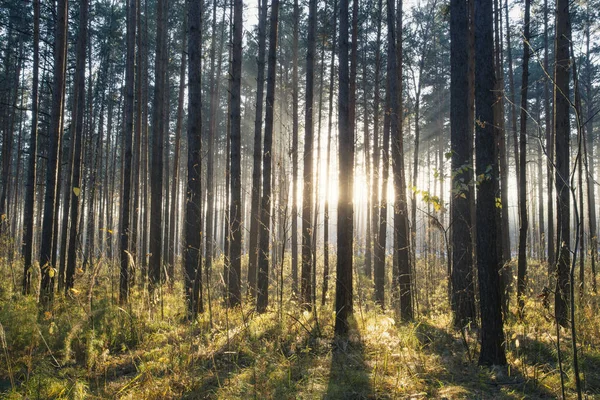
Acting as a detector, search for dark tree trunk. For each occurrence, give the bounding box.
[22,0,40,295]
[291,0,300,297]
[334,0,353,336]
[372,0,383,306]
[248,0,269,298]
[170,23,186,273]
[516,0,530,318]
[321,0,337,306]
[450,0,475,328]
[543,0,555,274]
[40,0,68,303]
[65,0,89,293]
[149,0,168,292]
[256,0,280,313]
[553,0,571,328]
[228,0,243,306]
[115,0,135,302]
[301,0,317,309]
[185,0,203,315]
[475,0,506,365]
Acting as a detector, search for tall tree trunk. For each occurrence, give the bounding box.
[170,22,186,273]
[334,0,353,336]
[65,0,89,293]
[301,0,317,309]
[149,0,168,292]
[257,0,280,313]
[116,0,135,302]
[516,0,530,318]
[389,0,412,321]
[504,0,519,218]
[544,0,555,274]
[40,0,68,303]
[21,0,40,295]
[228,0,243,306]
[248,0,268,298]
[321,0,337,306]
[185,0,203,315]
[289,0,300,297]
[205,0,225,316]
[475,0,506,365]
[553,0,571,328]
[450,0,475,328]
[584,7,597,292]
[371,0,383,306]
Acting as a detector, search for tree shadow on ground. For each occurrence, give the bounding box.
[325,321,375,399]
[415,321,558,398]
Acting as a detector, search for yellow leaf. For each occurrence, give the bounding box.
[73,187,81,197]
[76,267,84,274]
[48,268,55,278]
[49,322,56,335]
[69,288,81,295]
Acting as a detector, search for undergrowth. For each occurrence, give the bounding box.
[0,253,599,399]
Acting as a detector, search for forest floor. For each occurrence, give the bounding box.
[1,258,600,399]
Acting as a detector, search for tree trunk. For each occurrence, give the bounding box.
[450,0,475,329]
[65,0,89,294]
[475,0,506,365]
[334,0,353,336]
[40,0,68,303]
[248,0,269,298]
[21,0,40,295]
[553,0,571,328]
[322,0,337,306]
[372,0,383,306]
[228,0,243,306]
[185,0,203,315]
[516,0,530,318]
[257,0,280,313]
[301,0,317,309]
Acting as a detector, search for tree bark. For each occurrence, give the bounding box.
[40,0,68,303]
[475,0,506,365]
[516,0,530,318]
[257,0,280,313]
[185,0,203,315]
[450,0,475,328]
[21,0,40,295]
[553,0,571,328]
[228,0,243,306]
[301,0,317,309]
[334,0,353,336]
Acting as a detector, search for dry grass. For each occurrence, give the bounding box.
[0,255,599,399]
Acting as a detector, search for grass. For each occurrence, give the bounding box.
[1,253,600,399]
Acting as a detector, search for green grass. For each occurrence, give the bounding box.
[1,254,599,399]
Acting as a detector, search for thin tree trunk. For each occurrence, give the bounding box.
[554,0,571,328]
[21,0,40,295]
[321,0,337,306]
[334,0,353,336]
[40,0,68,303]
[450,0,475,328]
[228,0,243,306]
[257,0,280,313]
[475,0,506,365]
[248,0,269,298]
[301,0,317,309]
[185,0,203,315]
[516,0,530,318]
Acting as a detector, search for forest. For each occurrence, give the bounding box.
[0,0,599,396]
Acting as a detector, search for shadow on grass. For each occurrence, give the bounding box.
[325,320,374,399]
[415,321,557,398]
